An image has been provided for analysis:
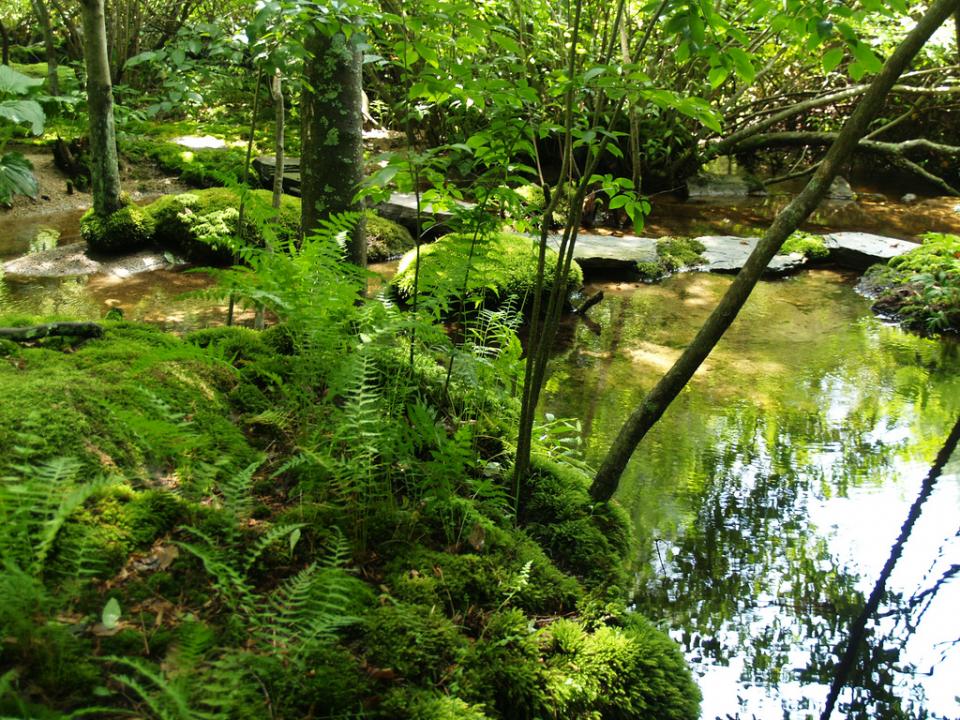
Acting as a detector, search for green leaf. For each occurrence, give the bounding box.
[608,195,628,209]
[822,47,844,73]
[288,528,301,554]
[0,99,45,135]
[0,65,43,95]
[0,152,38,205]
[708,66,729,89]
[728,48,756,83]
[852,42,883,74]
[102,598,122,629]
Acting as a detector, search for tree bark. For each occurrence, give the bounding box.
[589,0,960,502]
[31,0,60,95]
[80,0,122,217]
[270,70,285,209]
[0,20,9,65]
[301,27,366,268]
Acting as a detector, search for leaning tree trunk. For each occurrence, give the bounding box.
[80,0,122,217]
[589,0,960,502]
[301,27,366,268]
[32,0,60,95]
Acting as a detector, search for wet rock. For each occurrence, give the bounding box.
[822,232,916,270]
[695,236,807,276]
[686,172,766,199]
[3,242,173,278]
[826,176,856,201]
[571,233,658,273]
[375,193,472,239]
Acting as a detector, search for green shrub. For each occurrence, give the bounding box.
[862,232,960,333]
[80,202,156,254]
[393,231,584,312]
[779,230,829,259]
[366,212,415,262]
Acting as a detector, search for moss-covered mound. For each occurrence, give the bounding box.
[0,319,698,720]
[145,187,301,262]
[0,322,257,478]
[393,231,584,311]
[861,232,960,334]
[636,237,706,280]
[366,211,415,262]
[80,201,156,254]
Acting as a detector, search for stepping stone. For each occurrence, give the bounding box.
[823,232,917,269]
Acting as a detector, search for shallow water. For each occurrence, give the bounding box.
[541,271,960,719]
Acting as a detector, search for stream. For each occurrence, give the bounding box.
[542,271,960,719]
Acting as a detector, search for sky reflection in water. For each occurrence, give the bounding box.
[542,270,960,719]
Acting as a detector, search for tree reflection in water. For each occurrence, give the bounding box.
[542,271,960,719]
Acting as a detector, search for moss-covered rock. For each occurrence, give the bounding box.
[145,188,301,263]
[637,237,707,280]
[861,232,960,333]
[393,231,584,312]
[366,212,415,262]
[80,201,156,255]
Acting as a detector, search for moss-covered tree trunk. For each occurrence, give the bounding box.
[80,0,122,217]
[301,27,366,268]
[589,0,960,503]
[31,0,60,95]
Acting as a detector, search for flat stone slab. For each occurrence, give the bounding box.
[375,193,474,236]
[3,242,173,278]
[569,233,657,272]
[696,235,807,275]
[823,232,916,269]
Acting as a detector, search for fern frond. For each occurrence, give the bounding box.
[243,523,304,572]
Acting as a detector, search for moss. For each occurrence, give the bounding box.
[0,323,256,479]
[123,135,251,188]
[393,231,584,312]
[144,188,300,263]
[521,457,633,590]
[513,182,576,227]
[862,232,960,333]
[539,615,701,719]
[779,230,829,259]
[378,688,491,720]
[634,237,706,281]
[362,602,467,683]
[80,202,156,255]
[366,212,415,262]
[656,237,706,274]
[459,608,546,716]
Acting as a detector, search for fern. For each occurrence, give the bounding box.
[0,457,109,577]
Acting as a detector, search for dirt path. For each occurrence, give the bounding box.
[1,144,188,219]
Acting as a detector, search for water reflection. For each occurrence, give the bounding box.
[542,271,960,719]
